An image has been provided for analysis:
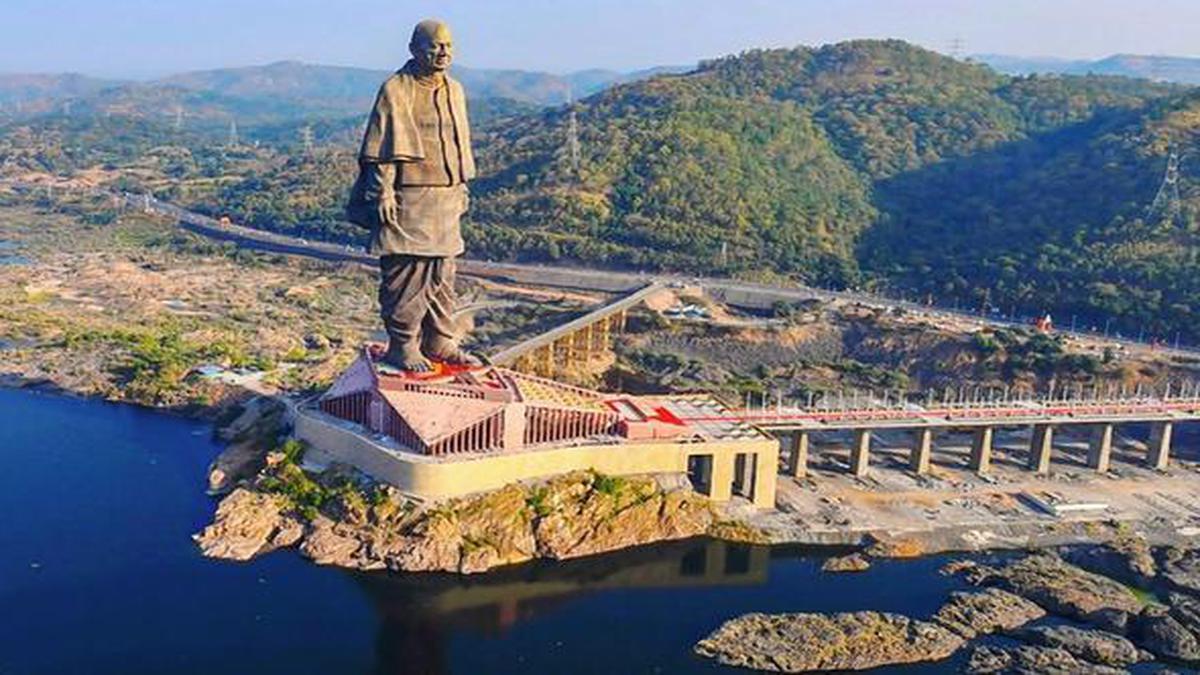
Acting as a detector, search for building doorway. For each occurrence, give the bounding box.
[687,454,713,496]
[733,453,757,501]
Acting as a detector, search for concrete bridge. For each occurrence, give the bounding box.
[690,389,1200,479]
[488,282,665,378]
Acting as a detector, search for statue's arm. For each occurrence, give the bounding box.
[363,161,400,227]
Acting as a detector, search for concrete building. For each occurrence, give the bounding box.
[294,345,779,508]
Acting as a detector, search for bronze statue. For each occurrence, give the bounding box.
[347,19,479,372]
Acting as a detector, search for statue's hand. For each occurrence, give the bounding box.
[377,192,400,227]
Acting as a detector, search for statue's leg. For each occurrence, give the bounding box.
[378,254,433,372]
[422,257,480,366]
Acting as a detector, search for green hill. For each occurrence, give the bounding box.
[464,40,1200,338]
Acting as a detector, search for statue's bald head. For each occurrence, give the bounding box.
[410,19,454,74]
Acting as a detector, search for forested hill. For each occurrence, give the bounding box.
[468,40,1199,337]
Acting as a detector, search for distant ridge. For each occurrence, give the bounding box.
[976,53,1200,85]
[0,61,694,122]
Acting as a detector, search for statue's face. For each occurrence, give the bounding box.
[411,23,454,72]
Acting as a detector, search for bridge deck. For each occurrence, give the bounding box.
[692,399,1200,431]
[489,281,664,366]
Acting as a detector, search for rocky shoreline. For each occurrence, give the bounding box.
[696,541,1200,672]
[194,468,723,574]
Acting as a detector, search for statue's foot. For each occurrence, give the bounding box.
[380,343,433,373]
[424,342,482,367]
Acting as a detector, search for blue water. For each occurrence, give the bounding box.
[0,388,977,674]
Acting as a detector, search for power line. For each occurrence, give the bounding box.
[566,86,581,181]
[948,37,966,60]
[300,125,314,155]
[1147,150,1183,226]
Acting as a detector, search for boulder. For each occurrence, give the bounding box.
[966,645,1126,674]
[979,553,1144,621]
[1158,548,1200,596]
[299,516,379,570]
[534,473,712,560]
[1168,592,1200,635]
[207,396,286,494]
[1062,537,1156,588]
[694,611,964,672]
[931,588,1045,639]
[192,488,301,561]
[384,512,466,573]
[864,537,926,559]
[1130,606,1200,662]
[941,559,997,585]
[1013,625,1144,667]
[822,553,872,573]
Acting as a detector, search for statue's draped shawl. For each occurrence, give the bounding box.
[357,60,475,176]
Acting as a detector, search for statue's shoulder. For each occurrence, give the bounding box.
[378,70,416,101]
[445,73,468,100]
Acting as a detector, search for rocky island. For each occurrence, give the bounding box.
[697,544,1200,672]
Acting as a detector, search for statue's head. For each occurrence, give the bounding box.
[410,19,454,73]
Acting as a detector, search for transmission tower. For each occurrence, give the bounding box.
[174,105,184,131]
[227,119,239,147]
[948,37,966,60]
[1147,151,1183,226]
[300,125,315,155]
[566,87,581,180]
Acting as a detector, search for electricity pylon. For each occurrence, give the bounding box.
[1147,151,1183,226]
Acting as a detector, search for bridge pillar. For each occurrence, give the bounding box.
[600,315,611,351]
[970,426,994,474]
[850,430,871,477]
[1028,424,1054,474]
[786,430,809,478]
[1088,424,1114,473]
[753,447,779,509]
[709,452,735,502]
[1149,422,1173,471]
[911,428,933,475]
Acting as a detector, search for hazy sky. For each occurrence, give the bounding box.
[3,0,1198,78]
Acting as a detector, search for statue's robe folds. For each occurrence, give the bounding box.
[347,61,476,354]
[346,60,476,257]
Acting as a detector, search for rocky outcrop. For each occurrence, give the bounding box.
[864,537,925,559]
[192,488,303,560]
[533,476,712,560]
[197,470,715,574]
[822,553,871,573]
[1130,607,1200,662]
[1167,592,1200,636]
[966,645,1126,674]
[692,588,1046,673]
[931,589,1045,639]
[954,553,1143,622]
[694,611,964,672]
[1013,625,1145,668]
[206,396,286,495]
[1062,537,1157,588]
[1158,547,1200,595]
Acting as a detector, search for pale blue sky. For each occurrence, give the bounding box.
[3,0,1198,78]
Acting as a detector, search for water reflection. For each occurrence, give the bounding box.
[353,539,770,675]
